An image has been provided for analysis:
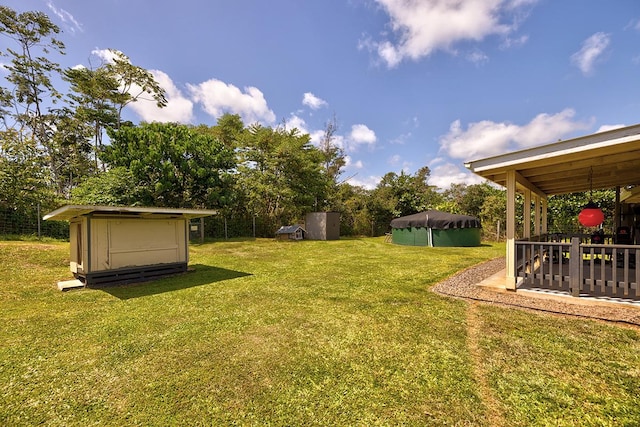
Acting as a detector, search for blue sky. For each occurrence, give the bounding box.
[4,0,640,189]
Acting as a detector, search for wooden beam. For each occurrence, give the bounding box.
[515,171,546,199]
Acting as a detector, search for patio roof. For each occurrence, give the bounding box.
[464,124,640,198]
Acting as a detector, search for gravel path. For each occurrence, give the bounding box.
[432,257,640,328]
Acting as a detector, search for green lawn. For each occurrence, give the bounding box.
[1,238,638,426]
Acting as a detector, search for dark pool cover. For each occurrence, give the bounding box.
[390,210,481,229]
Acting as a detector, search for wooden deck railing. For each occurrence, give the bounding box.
[515,235,639,298]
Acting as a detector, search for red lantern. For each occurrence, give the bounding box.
[578,201,604,227]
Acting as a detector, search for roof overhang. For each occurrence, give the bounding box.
[43,205,218,221]
[464,124,640,197]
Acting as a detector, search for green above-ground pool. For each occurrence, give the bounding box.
[390,210,481,247]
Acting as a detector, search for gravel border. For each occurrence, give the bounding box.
[432,258,640,328]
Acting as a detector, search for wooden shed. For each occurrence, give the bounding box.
[43,205,217,286]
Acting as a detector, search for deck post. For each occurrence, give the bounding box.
[523,189,531,239]
[506,170,517,290]
[570,237,581,297]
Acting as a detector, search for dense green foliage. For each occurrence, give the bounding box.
[98,123,234,208]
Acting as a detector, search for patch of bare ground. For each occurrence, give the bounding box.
[432,257,640,328]
[466,301,506,427]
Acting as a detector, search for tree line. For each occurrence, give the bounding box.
[0,6,613,239]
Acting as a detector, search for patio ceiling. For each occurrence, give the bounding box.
[464,124,640,198]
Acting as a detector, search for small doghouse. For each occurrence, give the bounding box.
[275,225,306,241]
[44,205,217,286]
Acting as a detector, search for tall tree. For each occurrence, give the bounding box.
[104,49,167,128]
[97,122,235,208]
[0,6,65,193]
[63,49,168,171]
[200,113,245,149]
[0,129,54,211]
[48,107,95,197]
[63,66,119,170]
[317,114,346,211]
[236,124,327,227]
[366,167,443,235]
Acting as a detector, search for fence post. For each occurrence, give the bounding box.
[570,237,581,297]
[37,203,41,239]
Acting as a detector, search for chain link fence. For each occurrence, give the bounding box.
[1,204,503,241]
[0,205,69,239]
[1,206,366,241]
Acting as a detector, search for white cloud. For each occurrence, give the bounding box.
[466,49,489,65]
[187,79,276,125]
[285,114,309,135]
[344,156,364,169]
[441,118,519,159]
[302,92,328,110]
[429,162,485,189]
[500,34,529,49]
[46,0,83,34]
[367,0,537,68]
[440,109,590,160]
[346,175,381,190]
[388,154,402,166]
[91,48,119,64]
[596,124,625,133]
[390,132,412,144]
[516,109,588,148]
[127,70,194,124]
[571,32,611,75]
[348,124,377,149]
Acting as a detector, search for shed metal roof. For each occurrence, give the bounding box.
[464,124,640,198]
[275,225,305,234]
[43,205,218,221]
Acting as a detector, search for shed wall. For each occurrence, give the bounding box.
[392,227,430,246]
[431,228,481,247]
[305,212,340,240]
[392,227,481,247]
[88,217,187,273]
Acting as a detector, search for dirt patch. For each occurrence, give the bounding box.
[432,258,640,328]
[466,301,506,427]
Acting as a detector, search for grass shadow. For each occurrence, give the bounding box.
[101,264,252,300]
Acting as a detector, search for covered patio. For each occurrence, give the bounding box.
[465,124,640,301]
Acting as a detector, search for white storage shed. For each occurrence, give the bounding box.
[44,205,217,286]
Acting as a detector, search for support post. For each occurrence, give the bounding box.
[570,237,581,297]
[37,203,41,239]
[523,189,531,239]
[541,198,548,235]
[534,196,541,237]
[506,170,517,290]
[615,186,621,231]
